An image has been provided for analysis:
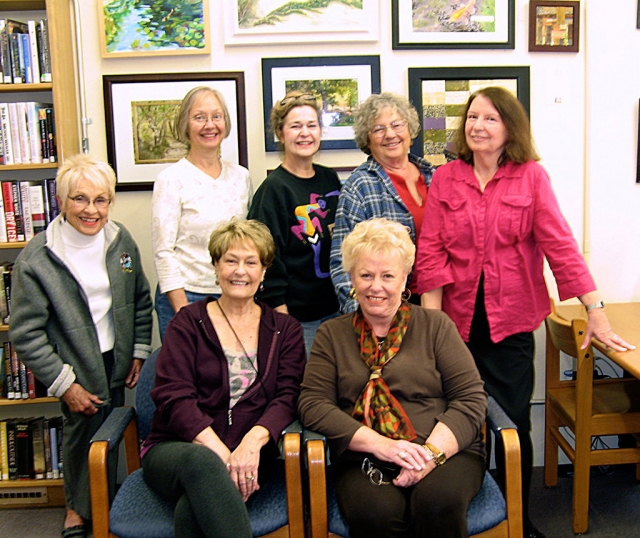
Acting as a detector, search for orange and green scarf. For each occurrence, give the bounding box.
[351,303,417,441]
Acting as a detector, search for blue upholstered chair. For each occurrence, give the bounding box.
[304,396,523,538]
[88,348,305,538]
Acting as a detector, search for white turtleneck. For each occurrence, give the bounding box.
[60,220,115,353]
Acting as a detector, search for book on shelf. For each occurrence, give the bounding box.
[9,32,24,84]
[0,102,14,165]
[2,263,12,323]
[0,189,6,243]
[6,419,17,480]
[18,359,28,400]
[45,107,56,162]
[16,101,31,165]
[0,20,11,84]
[42,418,52,479]
[18,181,34,241]
[26,21,40,86]
[51,415,63,478]
[9,343,20,399]
[31,417,45,479]
[7,102,22,164]
[0,419,8,480]
[2,344,12,399]
[25,181,46,234]
[36,20,51,84]
[10,181,25,241]
[2,181,17,242]
[26,102,45,164]
[15,417,35,479]
[19,33,31,84]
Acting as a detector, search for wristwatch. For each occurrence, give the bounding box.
[585,300,605,312]
[423,442,447,466]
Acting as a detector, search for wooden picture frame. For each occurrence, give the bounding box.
[262,56,381,152]
[99,0,210,58]
[528,0,580,52]
[408,66,530,166]
[392,0,515,50]
[223,0,379,45]
[103,72,247,191]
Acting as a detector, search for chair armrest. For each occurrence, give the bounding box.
[281,422,305,538]
[302,428,330,538]
[486,396,523,538]
[89,406,139,538]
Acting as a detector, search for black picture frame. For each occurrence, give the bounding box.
[103,72,247,191]
[261,55,381,151]
[408,66,531,165]
[392,0,515,50]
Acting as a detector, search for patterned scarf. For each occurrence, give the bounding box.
[351,302,417,440]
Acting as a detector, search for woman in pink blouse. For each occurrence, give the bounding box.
[415,86,633,538]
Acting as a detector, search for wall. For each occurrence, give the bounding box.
[73,1,640,465]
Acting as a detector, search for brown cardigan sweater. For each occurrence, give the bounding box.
[298,305,487,461]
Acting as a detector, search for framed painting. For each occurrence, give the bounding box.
[261,56,381,151]
[224,0,379,45]
[103,72,247,191]
[99,0,210,57]
[408,66,530,165]
[392,0,515,49]
[528,1,580,52]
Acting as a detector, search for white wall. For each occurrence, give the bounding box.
[73,1,640,465]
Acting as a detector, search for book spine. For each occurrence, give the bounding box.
[0,20,11,84]
[11,181,25,241]
[31,419,45,479]
[18,360,28,399]
[19,181,33,241]
[0,421,8,480]
[20,34,31,84]
[45,107,56,162]
[49,421,58,479]
[16,101,30,164]
[25,102,41,164]
[0,186,7,243]
[37,20,51,83]
[9,33,22,84]
[2,265,11,323]
[0,102,13,165]
[6,420,17,480]
[43,419,52,479]
[45,178,59,221]
[27,182,46,234]
[27,21,40,85]
[2,343,12,399]
[9,344,20,397]
[7,103,22,164]
[1,181,17,242]
[37,106,49,162]
[26,366,35,398]
[15,420,31,479]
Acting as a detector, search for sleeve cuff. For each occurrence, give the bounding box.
[134,344,153,360]
[48,364,76,398]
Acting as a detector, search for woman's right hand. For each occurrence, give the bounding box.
[350,426,430,472]
[61,383,103,415]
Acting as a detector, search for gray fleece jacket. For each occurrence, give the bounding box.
[9,216,153,401]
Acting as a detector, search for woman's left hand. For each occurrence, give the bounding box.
[125,359,144,388]
[228,425,270,501]
[584,309,635,351]
[393,463,435,488]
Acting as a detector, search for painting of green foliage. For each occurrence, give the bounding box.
[238,0,362,29]
[102,0,208,56]
[284,79,358,127]
[132,101,188,164]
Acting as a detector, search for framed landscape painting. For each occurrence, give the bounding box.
[99,0,210,57]
[224,0,379,45]
[262,56,381,151]
[408,66,530,165]
[392,0,515,49]
[103,72,246,191]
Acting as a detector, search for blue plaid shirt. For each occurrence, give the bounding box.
[330,154,435,313]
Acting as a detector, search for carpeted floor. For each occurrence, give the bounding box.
[0,466,638,537]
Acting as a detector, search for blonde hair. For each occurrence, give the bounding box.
[342,218,415,274]
[56,153,116,205]
[208,219,275,268]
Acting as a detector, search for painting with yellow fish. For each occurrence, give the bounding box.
[392,0,514,49]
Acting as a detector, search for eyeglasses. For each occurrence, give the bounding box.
[68,195,111,209]
[190,113,224,124]
[280,93,317,106]
[369,120,408,139]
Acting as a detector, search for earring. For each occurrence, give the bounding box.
[348,287,358,300]
[214,276,219,285]
[259,281,265,292]
[401,288,412,302]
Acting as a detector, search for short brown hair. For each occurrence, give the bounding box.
[270,91,323,152]
[342,218,415,275]
[174,87,232,148]
[454,86,540,165]
[353,92,421,155]
[208,219,275,268]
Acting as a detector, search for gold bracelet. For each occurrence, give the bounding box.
[423,442,447,466]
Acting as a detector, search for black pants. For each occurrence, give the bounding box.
[466,282,535,528]
[334,451,485,538]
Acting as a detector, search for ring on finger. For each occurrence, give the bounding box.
[398,450,407,460]
[245,474,255,481]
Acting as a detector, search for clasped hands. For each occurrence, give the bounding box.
[376,439,436,488]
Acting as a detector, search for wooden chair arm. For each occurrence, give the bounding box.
[283,431,305,538]
[88,407,139,538]
[306,438,329,538]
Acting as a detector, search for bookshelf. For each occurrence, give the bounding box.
[0,0,81,507]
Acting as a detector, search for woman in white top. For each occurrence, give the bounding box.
[152,86,253,339]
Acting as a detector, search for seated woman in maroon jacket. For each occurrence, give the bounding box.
[142,219,306,538]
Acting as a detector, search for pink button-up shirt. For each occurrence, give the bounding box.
[415,159,596,343]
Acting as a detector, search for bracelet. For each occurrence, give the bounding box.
[422,442,447,466]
